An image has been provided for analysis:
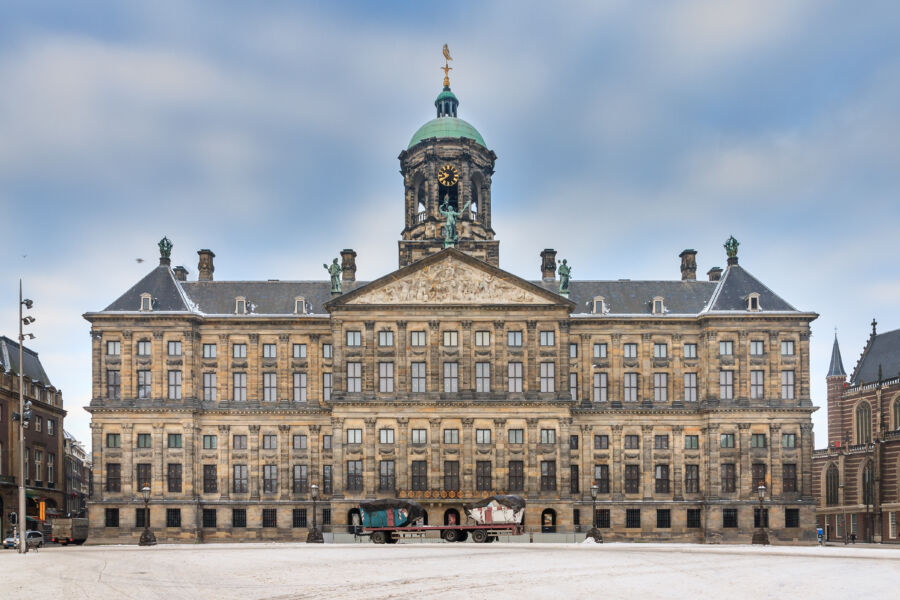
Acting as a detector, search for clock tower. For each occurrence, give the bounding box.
[398,55,499,268]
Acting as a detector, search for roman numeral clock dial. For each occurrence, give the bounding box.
[437,164,460,187]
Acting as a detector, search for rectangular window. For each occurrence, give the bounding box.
[322,465,333,494]
[263,372,277,402]
[135,464,151,490]
[232,508,247,528]
[655,465,670,493]
[687,509,702,528]
[721,463,736,492]
[262,509,277,528]
[750,341,764,356]
[410,331,426,347]
[654,435,669,449]
[570,343,578,358]
[508,429,524,444]
[233,372,247,402]
[444,461,460,490]
[233,465,248,493]
[723,508,738,528]
[322,344,333,358]
[346,331,361,346]
[539,362,555,392]
[624,372,638,402]
[685,464,700,493]
[594,434,609,449]
[346,460,363,491]
[751,433,767,448]
[540,460,557,490]
[346,362,362,392]
[411,429,427,445]
[200,343,216,359]
[378,331,394,347]
[443,429,459,444]
[107,370,121,399]
[597,509,611,529]
[134,370,152,399]
[626,509,641,529]
[167,463,182,493]
[782,433,796,448]
[167,433,182,448]
[293,372,307,403]
[785,508,800,528]
[783,463,797,493]
[475,362,491,392]
[135,507,149,529]
[653,373,668,402]
[322,435,332,450]
[47,454,55,485]
[539,331,555,346]
[719,341,733,356]
[508,362,523,392]
[443,331,458,347]
[595,464,610,493]
[540,429,556,444]
[720,433,735,448]
[48,420,55,436]
[750,370,765,399]
[476,461,492,491]
[263,434,278,450]
[203,464,217,494]
[378,362,394,393]
[201,372,216,401]
[754,508,769,529]
[105,508,119,528]
[593,343,608,358]
[233,435,248,450]
[623,343,637,359]
[322,373,332,401]
[293,465,309,493]
[574,509,581,527]
[475,330,491,346]
[106,433,121,448]
[232,343,247,359]
[106,463,121,492]
[657,509,671,529]
[293,434,307,450]
[719,370,733,400]
[570,464,580,494]
[262,343,277,358]
[653,343,667,358]
[136,433,151,448]
[570,434,579,450]
[476,429,491,445]
[292,343,307,358]
[379,428,395,444]
[410,362,426,393]
[411,461,428,491]
[624,434,640,449]
[346,429,362,444]
[202,509,217,529]
[168,341,182,356]
[443,362,459,392]
[569,372,578,401]
[293,508,307,529]
[593,372,608,402]
[752,463,767,489]
[683,373,698,402]
[137,340,151,356]
[781,340,795,356]
[781,370,795,399]
[507,330,523,347]
[683,343,697,359]
[508,460,524,491]
[202,434,217,449]
[322,509,332,526]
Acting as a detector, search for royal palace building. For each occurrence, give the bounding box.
[85,69,818,544]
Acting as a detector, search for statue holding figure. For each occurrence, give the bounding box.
[158,236,173,259]
[440,194,471,248]
[558,259,572,296]
[324,258,342,294]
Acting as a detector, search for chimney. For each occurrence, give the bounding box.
[707,267,722,282]
[540,249,557,281]
[197,249,215,281]
[679,249,697,281]
[340,249,357,282]
[173,266,189,281]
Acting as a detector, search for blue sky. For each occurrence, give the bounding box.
[2,0,899,446]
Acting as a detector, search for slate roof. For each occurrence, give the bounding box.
[181,281,366,315]
[827,335,847,378]
[0,335,53,386]
[704,264,795,312]
[850,327,900,385]
[539,280,717,315]
[104,265,191,312]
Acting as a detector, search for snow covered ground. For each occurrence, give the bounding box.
[1,542,898,599]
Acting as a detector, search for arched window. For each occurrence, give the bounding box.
[470,181,479,216]
[862,461,875,506]
[416,181,427,222]
[856,402,872,444]
[894,397,900,430]
[825,464,840,506]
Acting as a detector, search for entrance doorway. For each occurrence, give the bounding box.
[444,508,461,525]
[541,509,557,533]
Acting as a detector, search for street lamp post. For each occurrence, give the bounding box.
[752,484,769,545]
[586,484,602,543]
[306,483,323,543]
[139,486,156,546]
[17,280,35,554]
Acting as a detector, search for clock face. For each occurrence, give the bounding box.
[437,164,460,187]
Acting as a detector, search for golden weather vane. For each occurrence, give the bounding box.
[441,44,453,87]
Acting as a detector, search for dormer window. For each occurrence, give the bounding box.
[294,296,306,315]
[140,293,152,311]
[592,297,606,315]
[652,297,665,315]
[747,293,761,311]
[235,297,247,314]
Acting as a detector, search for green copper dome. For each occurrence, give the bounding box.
[408,117,486,149]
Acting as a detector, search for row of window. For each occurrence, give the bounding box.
[589,370,795,402]
[17,448,56,486]
[108,340,332,360]
[109,463,334,495]
[585,507,799,530]
[105,506,333,529]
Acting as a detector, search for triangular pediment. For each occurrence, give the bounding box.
[328,249,573,308]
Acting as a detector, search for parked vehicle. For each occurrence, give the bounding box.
[50,518,89,545]
[358,496,526,544]
[3,530,44,549]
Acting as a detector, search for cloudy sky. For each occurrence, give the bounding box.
[2,0,899,446]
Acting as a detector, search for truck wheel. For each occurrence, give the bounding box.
[471,530,488,544]
[371,531,387,544]
[443,529,460,543]
[385,535,398,544]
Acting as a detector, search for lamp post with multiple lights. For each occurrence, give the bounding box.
[16,280,35,554]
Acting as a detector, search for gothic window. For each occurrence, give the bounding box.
[825,464,839,506]
[856,402,872,444]
[895,397,900,430]
[862,461,875,506]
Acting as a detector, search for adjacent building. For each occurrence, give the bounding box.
[0,336,67,539]
[813,323,900,542]
[85,70,818,544]
[64,430,91,517]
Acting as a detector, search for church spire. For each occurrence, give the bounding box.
[827,332,846,378]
